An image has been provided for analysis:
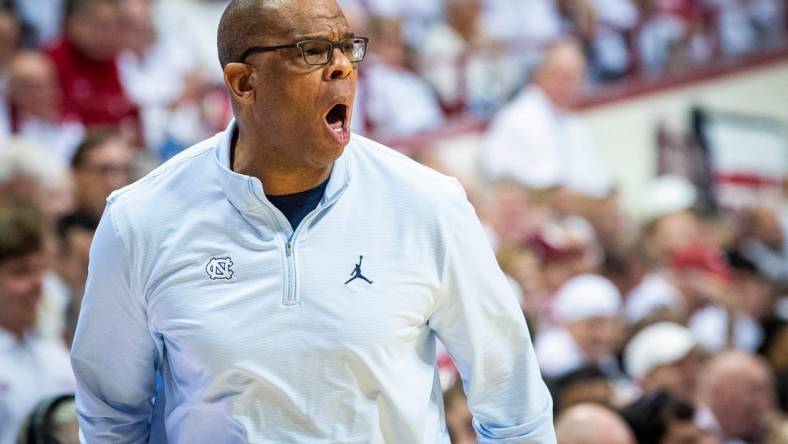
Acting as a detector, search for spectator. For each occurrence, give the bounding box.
[624,322,705,402]
[739,206,788,286]
[117,0,208,153]
[641,175,702,263]
[535,274,626,379]
[5,51,84,162]
[550,365,616,415]
[526,216,602,303]
[697,351,782,444]
[70,130,134,220]
[669,244,766,352]
[46,0,141,142]
[482,180,548,249]
[341,0,443,47]
[360,16,444,138]
[587,0,640,81]
[710,0,785,56]
[0,141,74,344]
[481,0,563,48]
[555,403,636,444]
[635,0,715,76]
[417,0,523,114]
[0,203,75,444]
[0,5,21,137]
[0,138,75,224]
[620,390,712,444]
[481,39,613,198]
[152,0,230,85]
[51,212,97,347]
[626,175,702,324]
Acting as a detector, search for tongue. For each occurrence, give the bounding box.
[327,106,345,131]
[328,119,343,131]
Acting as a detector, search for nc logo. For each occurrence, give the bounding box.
[206,257,234,280]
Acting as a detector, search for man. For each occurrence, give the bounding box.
[740,205,788,286]
[50,212,98,346]
[6,51,85,162]
[697,351,781,444]
[554,403,635,444]
[46,0,140,140]
[70,130,134,220]
[624,322,704,403]
[480,39,612,199]
[620,391,713,444]
[549,366,615,416]
[70,0,555,442]
[0,203,75,444]
[535,274,625,379]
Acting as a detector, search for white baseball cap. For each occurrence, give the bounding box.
[641,175,697,222]
[553,274,622,324]
[625,322,697,380]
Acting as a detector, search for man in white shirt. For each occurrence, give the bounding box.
[70,0,556,442]
[481,39,612,198]
[0,204,75,444]
[5,51,84,164]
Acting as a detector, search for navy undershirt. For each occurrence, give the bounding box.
[266,180,328,230]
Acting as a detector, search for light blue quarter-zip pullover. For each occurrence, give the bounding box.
[71,121,555,443]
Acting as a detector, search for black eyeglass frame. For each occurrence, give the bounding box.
[238,36,369,65]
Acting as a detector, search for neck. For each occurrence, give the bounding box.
[233,131,332,196]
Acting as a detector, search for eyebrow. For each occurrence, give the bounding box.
[295,31,355,41]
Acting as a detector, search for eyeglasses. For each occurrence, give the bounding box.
[238,36,369,66]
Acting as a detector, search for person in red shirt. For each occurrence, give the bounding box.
[46,0,141,142]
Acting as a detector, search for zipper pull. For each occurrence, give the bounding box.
[286,242,292,257]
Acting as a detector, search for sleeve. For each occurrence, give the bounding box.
[70,203,161,443]
[427,179,556,444]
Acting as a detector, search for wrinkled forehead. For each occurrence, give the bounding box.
[265,0,349,41]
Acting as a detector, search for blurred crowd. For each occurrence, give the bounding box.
[1,0,787,443]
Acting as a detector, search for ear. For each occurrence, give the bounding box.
[223,63,256,106]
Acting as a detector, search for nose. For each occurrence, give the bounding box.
[324,47,353,81]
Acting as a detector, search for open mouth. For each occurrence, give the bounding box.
[324,103,350,144]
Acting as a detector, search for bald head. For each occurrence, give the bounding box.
[534,39,586,109]
[700,351,776,442]
[218,0,274,67]
[8,51,59,118]
[555,404,635,444]
[217,0,345,68]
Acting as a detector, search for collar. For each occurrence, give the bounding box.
[214,119,351,214]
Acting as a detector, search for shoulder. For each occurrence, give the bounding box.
[107,134,220,211]
[102,134,224,244]
[345,134,467,204]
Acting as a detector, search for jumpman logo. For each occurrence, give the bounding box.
[344,255,373,285]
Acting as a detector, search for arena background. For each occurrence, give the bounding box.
[1,0,787,442]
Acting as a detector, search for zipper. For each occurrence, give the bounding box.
[253,178,347,307]
[280,186,347,306]
[284,240,296,305]
[281,208,323,306]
